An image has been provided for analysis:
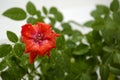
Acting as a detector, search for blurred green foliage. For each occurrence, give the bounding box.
[0,0,120,80]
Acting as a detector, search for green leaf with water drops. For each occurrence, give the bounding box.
[3,8,26,20]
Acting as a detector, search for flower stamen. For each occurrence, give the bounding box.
[34,34,43,43]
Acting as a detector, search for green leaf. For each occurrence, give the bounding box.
[96,5,109,14]
[73,43,89,55]
[43,50,70,80]
[54,11,63,22]
[80,73,91,80]
[26,1,37,15]
[42,6,48,15]
[28,74,34,80]
[37,17,44,22]
[27,17,37,24]
[61,23,72,35]
[84,20,94,27]
[49,7,63,22]
[86,30,102,44]
[36,10,41,18]
[90,72,98,80]
[1,70,16,80]
[101,52,113,64]
[7,55,21,67]
[91,5,109,19]
[113,53,120,64]
[14,43,24,57]
[71,30,83,42]
[2,7,26,20]
[66,40,76,49]
[0,59,7,71]
[92,30,102,41]
[62,23,72,29]
[56,35,65,50]
[113,11,120,24]
[109,66,120,75]
[71,59,89,76]
[0,44,12,57]
[48,17,56,26]
[108,73,116,80]
[7,31,18,43]
[103,46,114,53]
[19,55,29,68]
[100,65,109,80]
[86,18,104,30]
[49,7,58,14]
[110,0,119,12]
[101,28,115,44]
[1,65,27,80]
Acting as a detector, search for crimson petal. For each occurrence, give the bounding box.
[29,52,38,64]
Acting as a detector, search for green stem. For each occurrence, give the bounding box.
[68,20,84,27]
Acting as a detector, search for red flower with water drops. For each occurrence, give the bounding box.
[21,22,60,64]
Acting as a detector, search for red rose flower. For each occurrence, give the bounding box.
[21,22,60,64]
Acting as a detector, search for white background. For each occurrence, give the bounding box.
[0,0,112,43]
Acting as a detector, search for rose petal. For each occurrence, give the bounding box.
[36,22,51,33]
[21,24,36,38]
[38,40,56,56]
[29,52,37,64]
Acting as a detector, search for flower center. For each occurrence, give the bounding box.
[34,34,43,43]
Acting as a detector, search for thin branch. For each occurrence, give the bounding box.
[68,20,85,27]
